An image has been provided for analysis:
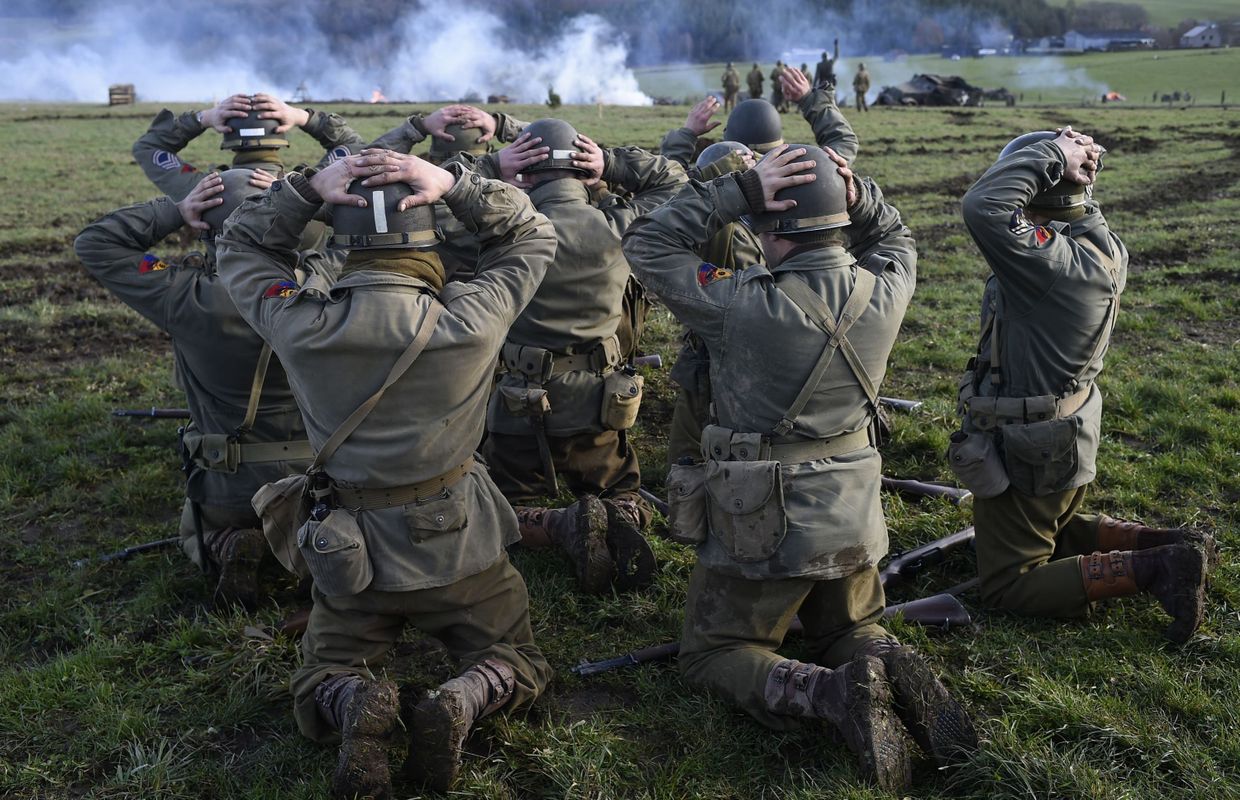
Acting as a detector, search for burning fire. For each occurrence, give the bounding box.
[370,88,388,103]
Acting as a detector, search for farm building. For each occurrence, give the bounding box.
[1180,23,1222,48]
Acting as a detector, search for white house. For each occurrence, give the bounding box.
[1180,23,1222,48]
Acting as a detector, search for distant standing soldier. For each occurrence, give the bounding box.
[747,63,765,100]
[952,128,1213,643]
[800,63,813,84]
[770,61,787,111]
[853,63,871,112]
[815,39,841,87]
[721,61,742,112]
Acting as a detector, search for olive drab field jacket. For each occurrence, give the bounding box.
[659,87,861,170]
[960,139,1128,494]
[475,146,687,437]
[74,197,311,509]
[133,108,366,201]
[215,166,557,591]
[623,174,917,580]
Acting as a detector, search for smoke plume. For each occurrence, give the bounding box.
[0,1,651,105]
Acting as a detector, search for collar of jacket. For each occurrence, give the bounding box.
[769,243,856,274]
[1061,202,1107,238]
[528,176,591,207]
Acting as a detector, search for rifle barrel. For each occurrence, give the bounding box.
[633,354,664,369]
[879,396,923,411]
[638,487,670,517]
[112,407,192,419]
[881,477,972,506]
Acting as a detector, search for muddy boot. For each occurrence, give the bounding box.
[856,639,978,766]
[209,527,265,610]
[1096,516,1218,573]
[407,659,515,792]
[1081,546,1207,644]
[517,498,612,594]
[764,658,911,792]
[316,675,400,800]
[602,498,657,592]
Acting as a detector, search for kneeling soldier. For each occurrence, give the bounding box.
[623,145,977,791]
[215,149,556,798]
[953,128,1212,642]
[75,169,311,609]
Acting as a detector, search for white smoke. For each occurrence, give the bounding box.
[0,2,651,105]
[1010,58,1109,96]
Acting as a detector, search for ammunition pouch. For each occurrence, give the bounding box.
[600,369,643,431]
[181,425,313,474]
[251,474,313,579]
[498,385,551,417]
[954,373,1092,497]
[665,462,708,545]
[297,508,373,598]
[700,424,789,563]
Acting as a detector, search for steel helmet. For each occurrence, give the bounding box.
[220,105,289,151]
[748,144,849,235]
[518,118,590,175]
[329,178,440,250]
[724,99,783,154]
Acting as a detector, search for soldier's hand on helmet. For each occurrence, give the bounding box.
[449,105,497,143]
[684,96,722,136]
[199,94,252,133]
[309,158,372,207]
[498,133,550,189]
[248,168,277,191]
[252,93,311,133]
[1053,126,1100,185]
[780,68,811,103]
[753,145,816,211]
[824,147,857,207]
[425,105,482,142]
[177,172,226,230]
[354,149,455,209]
[571,135,605,187]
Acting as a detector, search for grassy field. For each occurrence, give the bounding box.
[1044,0,1240,29]
[1,99,1238,799]
[635,47,1240,106]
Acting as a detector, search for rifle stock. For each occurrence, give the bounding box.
[632,354,663,369]
[878,396,923,412]
[72,536,180,568]
[879,526,976,590]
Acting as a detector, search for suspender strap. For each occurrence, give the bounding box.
[312,301,444,472]
[773,269,878,436]
[236,343,273,437]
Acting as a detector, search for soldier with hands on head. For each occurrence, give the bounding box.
[215,148,557,800]
[133,92,365,202]
[74,168,308,610]
[470,120,686,595]
[952,127,1213,643]
[622,144,976,792]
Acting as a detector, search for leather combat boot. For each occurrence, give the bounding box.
[855,639,978,766]
[1096,516,1218,573]
[1081,545,1207,644]
[516,497,612,594]
[764,658,911,791]
[208,527,265,610]
[315,675,401,800]
[601,497,657,592]
[407,659,516,792]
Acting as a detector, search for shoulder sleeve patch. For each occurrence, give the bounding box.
[328,145,351,163]
[139,254,169,273]
[263,280,300,299]
[153,150,181,171]
[1034,225,1054,246]
[697,262,734,286]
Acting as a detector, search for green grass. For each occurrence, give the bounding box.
[1,100,1239,798]
[635,48,1240,106]
[1045,0,1240,29]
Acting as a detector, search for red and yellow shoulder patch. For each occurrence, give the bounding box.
[697,262,733,287]
[1034,225,1054,246]
[263,280,299,300]
[138,254,169,274]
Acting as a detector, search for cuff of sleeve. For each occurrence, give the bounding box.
[300,108,322,134]
[1041,141,1067,184]
[600,149,625,187]
[409,113,429,136]
[180,110,206,136]
[285,169,323,206]
[848,177,876,224]
[736,169,766,216]
[442,164,482,217]
[153,195,188,235]
[714,173,756,221]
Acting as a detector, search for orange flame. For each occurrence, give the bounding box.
[370,89,387,104]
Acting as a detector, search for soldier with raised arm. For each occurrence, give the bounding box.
[623,144,975,792]
[215,150,557,799]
